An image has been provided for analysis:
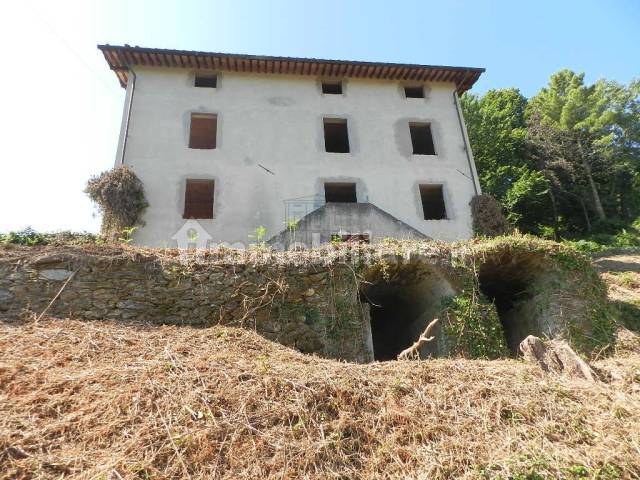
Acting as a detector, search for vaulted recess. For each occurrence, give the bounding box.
[477,253,550,355]
[360,263,455,361]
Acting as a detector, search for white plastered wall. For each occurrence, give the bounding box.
[118,67,480,246]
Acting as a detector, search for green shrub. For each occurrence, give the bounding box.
[440,293,509,359]
[562,229,640,254]
[0,228,101,246]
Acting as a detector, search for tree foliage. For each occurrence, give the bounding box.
[462,70,640,243]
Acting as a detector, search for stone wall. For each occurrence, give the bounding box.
[0,245,371,362]
[0,237,615,361]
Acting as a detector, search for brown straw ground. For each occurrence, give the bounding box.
[1,317,639,479]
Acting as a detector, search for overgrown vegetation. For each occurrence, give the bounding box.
[462,71,640,244]
[0,227,101,246]
[0,233,618,359]
[561,220,640,253]
[84,166,148,239]
[440,293,509,358]
[469,194,514,237]
[455,236,617,357]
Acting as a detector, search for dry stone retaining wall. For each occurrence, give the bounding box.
[0,246,369,362]
[0,238,614,360]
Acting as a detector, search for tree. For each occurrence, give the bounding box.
[592,79,640,222]
[463,71,640,240]
[461,89,527,196]
[528,70,615,222]
[462,89,549,234]
[526,111,590,237]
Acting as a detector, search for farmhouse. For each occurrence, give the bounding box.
[99,45,484,247]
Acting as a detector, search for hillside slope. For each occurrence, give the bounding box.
[1,316,638,480]
[595,253,640,334]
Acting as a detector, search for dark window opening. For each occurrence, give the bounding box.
[409,123,435,155]
[404,85,425,98]
[419,184,447,220]
[323,118,350,153]
[194,74,217,88]
[325,182,357,203]
[322,81,343,94]
[189,114,217,149]
[183,179,214,219]
[331,233,370,243]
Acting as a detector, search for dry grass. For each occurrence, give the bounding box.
[602,272,640,301]
[1,317,639,480]
[596,254,640,297]
[598,254,640,334]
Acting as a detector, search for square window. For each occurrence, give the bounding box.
[189,114,217,149]
[325,182,357,203]
[194,74,217,88]
[322,81,343,94]
[183,179,215,219]
[404,85,425,98]
[323,118,350,153]
[419,184,446,220]
[409,122,436,155]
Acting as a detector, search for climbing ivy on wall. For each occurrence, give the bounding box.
[551,249,617,355]
[85,166,148,240]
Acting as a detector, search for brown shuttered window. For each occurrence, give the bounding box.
[189,114,217,149]
[183,179,215,219]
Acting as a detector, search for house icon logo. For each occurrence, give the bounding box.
[171,220,213,249]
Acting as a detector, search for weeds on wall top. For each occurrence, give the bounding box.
[85,166,148,240]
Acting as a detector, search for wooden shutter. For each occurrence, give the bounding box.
[189,114,217,149]
[183,180,214,219]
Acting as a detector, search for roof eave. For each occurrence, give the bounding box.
[98,44,484,92]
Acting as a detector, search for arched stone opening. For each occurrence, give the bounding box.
[360,262,455,361]
[478,253,549,355]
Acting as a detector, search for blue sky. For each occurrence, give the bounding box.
[1,0,638,232]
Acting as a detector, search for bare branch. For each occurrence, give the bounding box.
[397,318,439,361]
